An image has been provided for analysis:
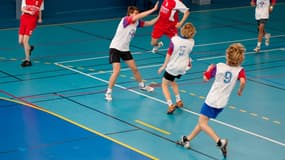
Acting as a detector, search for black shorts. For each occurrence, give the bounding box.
[257,19,268,26]
[163,71,182,82]
[109,48,133,64]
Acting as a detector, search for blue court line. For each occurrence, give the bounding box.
[0,97,158,160]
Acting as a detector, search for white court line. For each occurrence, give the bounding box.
[197,47,285,61]
[56,47,285,76]
[91,47,285,74]
[56,50,150,64]
[195,34,285,47]
[55,62,285,148]
[56,34,285,64]
[90,64,161,75]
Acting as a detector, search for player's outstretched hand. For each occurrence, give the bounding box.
[153,1,159,11]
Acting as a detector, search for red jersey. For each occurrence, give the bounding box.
[152,0,189,39]
[158,0,189,24]
[22,0,43,17]
[19,0,43,36]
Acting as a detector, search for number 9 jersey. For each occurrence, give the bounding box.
[204,63,246,108]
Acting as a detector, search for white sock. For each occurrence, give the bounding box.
[139,81,145,88]
[167,99,173,106]
[175,95,181,102]
[106,88,112,94]
[257,42,261,47]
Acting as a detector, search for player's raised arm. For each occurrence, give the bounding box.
[131,1,159,22]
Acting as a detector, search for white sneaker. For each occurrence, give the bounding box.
[139,85,154,92]
[176,136,190,149]
[265,33,271,46]
[152,41,163,53]
[105,92,112,101]
[218,139,228,158]
[183,140,190,149]
[254,46,260,53]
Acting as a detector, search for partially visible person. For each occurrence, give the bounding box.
[251,0,276,53]
[158,22,196,114]
[19,0,44,67]
[177,43,246,158]
[151,0,190,53]
[105,3,159,101]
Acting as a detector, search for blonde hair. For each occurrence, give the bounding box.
[127,6,139,16]
[180,22,196,39]
[226,43,245,66]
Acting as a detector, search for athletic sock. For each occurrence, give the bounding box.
[175,95,181,102]
[167,99,173,106]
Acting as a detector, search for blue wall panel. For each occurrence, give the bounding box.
[1,0,284,28]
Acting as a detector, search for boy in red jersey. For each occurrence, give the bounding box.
[19,0,44,67]
[151,0,190,53]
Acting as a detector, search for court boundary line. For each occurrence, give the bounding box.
[54,62,285,148]
[54,47,285,77]
[55,34,285,65]
[0,97,159,160]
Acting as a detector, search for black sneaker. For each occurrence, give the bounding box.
[218,139,228,158]
[21,60,32,67]
[29,45,34,55]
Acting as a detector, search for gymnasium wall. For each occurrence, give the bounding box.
[0,0,138,28]
[1,0,284,29]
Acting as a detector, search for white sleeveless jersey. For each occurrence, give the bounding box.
[166,36,194,76]
[110,17,143,51]
[255,0,270,20]
[205,63,243,108]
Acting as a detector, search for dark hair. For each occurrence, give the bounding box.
[127,6,139,16]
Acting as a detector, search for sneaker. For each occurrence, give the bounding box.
[105,92,112,101]
[176,100,184,108]
[167,104,176,114]
[30,45,34,55]
[152,41,163,53]
[21,60,32,67]
[140,85,154,92]
[253,46,260,53]
[218,139,228,158]
[265,33,271,46]
[176,136,190,149]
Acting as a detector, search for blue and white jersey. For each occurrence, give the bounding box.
[110,16,144,51]
[165,35,194,76]
[205,63,245,108]
[255,0,270,20]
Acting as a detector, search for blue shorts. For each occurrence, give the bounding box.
[200,103,224,119]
